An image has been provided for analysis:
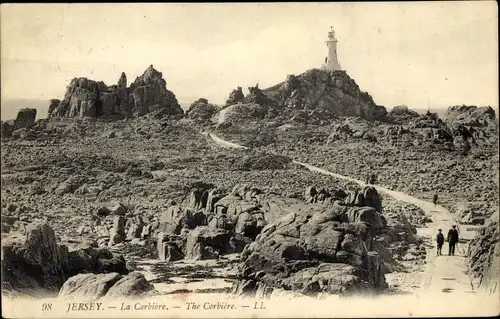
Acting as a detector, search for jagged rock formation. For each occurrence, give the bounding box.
[151,181,417,296]
[48,65,183,119]
[0,121,15,138]
[225,87,244,105]
[232,185,414,297]
[466,212,499,294]
[325,109,495,154]
[220,69,387,126]
[185,98,220,123]
[443,105,498,146]
[1,221,129,295]
[1,108,37,139]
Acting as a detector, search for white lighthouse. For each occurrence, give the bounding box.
[322,26,342,71]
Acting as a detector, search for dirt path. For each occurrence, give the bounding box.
[204,132,478,296]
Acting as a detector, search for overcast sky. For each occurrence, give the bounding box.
[1,2,498,113]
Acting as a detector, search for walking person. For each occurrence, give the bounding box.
[433,193,438,207]
[436,228,444,256]
[447,225,459,256]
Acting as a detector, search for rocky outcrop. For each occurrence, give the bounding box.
[444,105,498,145]
[104,272,154,298]
[59,272,154,300]
[219,69,387,126]
[184,226,231,260]
[1,222,65,291]
[242,84,271,106]
[157,233,185,262]
[217,103,268,128]
[233,202,390,297]
[48,65,183,120]
[451,203,489,226]
[466,212,499,294]
[1,120,15,139]
[1,222,128,295]
[1,108,37,139]
[404,108,498,153]
[225,87,244,105]
[185,98,220,123]
[48,99,61,115]
[58,273,122,300]
[327,117,379,144]
[227,183,423,297]
[150,181,417,297]
[387,105,420,124]
[129,65,183,116]
[14,108,37,129]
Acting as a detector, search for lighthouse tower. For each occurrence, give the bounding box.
[322,26,342,71]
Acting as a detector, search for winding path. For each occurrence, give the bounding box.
[203,131,478,296]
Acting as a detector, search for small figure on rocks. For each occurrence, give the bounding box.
[447,225,459,256]
[436,228,444,256]
[369,173,377,185]
[433,193,438,207]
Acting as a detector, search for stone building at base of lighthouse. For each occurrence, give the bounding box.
[322,26,342,71]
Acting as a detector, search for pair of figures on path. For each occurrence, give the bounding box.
[436,226,460,256]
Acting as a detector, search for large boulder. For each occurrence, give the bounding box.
[1,222,65,291]
[444,105,498,146]
[157,232,185,262]
[1,222,128,295]
[59,272,154,300]
[363,186,382,212]
[58,273,122,300]
[184,226,231,260]
[1,120,15,138]
[444,105,497,130]
[104,272,154,298]
[235,203,389,296]
[14,108,37,129]
[108,216,126,245]
[185,98,220,123]
[159,205,206,235]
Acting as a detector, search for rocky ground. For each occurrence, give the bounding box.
[1,114,435,300]
[1,66,497,305]
[215,112,498,224]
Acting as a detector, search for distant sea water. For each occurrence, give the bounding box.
[0,100,192,121]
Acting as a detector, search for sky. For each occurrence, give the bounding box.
[1,2,498,119]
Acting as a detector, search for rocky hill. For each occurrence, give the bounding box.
[48,65,183,119]
[215,69,387,127]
